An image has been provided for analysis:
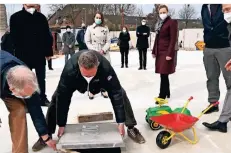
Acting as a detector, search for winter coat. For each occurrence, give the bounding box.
[1,32,14,55]
[76,29,88,51]
[10,8,53,68]
[0,50,49,136]
[85,23,111,62]
[201,4,230,48]
[119,32,130,49]
[152,17,178,74]
[54,50,125,126]
[136,25,150,49]
[62,32,76,54]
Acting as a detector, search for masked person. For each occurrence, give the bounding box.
[10,4,53,106]
[32,50,146,152]
[0,50,57,153]
[203,4,231,133]
[62,25,76,64]
[85,11,111,99]
[77,23,88,51]
[136,18,150,70]
[200,4,231,115]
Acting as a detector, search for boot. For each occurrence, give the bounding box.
[202,121,227,133]
[121,64,124,68]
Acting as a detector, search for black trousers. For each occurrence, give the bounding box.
[159,74,170,99]
[120,47,129,66]
[138,48,147,68]
[74,148,121,153]
[28,65,47,103]
[46,88,137,135]
[47,59,52,69]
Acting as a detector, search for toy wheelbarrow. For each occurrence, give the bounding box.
[150,96,219,149]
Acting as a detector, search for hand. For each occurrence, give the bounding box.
[58,126,65,137]
[152,54,156,58]
[45,139,57,151]
[69,45,72,48]
[45,56,52,60]
[118,123,125,137]
[166,56,172,60]
[225,59,231,71]
[100,50,105,54]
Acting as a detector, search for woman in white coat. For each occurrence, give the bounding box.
[85,12,111,99]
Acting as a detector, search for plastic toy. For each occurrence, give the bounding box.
[145,98,173,130]
[150,96,219,149]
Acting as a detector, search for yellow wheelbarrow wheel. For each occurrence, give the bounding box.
[156,131,172,149]
[149,121,161,130]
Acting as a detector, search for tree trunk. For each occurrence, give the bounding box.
[0,4,7,41]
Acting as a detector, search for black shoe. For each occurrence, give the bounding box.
[121,65,124,68]
[101,92,108,98]
[49,68,54,70]
[202,121,227,133]
[89,93,94,100]
[167,94,170,98]
[202,104,219,114]
[126,65,128,68]
[144,67,147,70]
[138,67,142,70]
[41,98,50,107]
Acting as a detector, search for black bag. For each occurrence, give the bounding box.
[117,39,120,46]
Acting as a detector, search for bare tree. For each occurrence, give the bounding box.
[146,4,160,31]
[48,4,66,14]
[169,8,176,18]
[178,4,196,28]
[103,4,137,16]
[135,5,144,24]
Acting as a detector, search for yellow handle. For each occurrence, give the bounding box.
[181,96,194,113]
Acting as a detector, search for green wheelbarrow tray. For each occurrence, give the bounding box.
[173,107,192,116]
[146,105,173,118]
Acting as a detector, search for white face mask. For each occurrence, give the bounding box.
[67,28,71,32]
[11,92,31,99]
[224,12,231,23]
[141,21,146,25]
[26,8,36,14]
[83,76,94,83]
[123,29,126,32]
[159,14,168,20]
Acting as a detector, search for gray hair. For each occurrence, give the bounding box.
[6,65,40,93]
[78,51,99,69]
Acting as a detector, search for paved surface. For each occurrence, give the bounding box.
[1,50,231,153]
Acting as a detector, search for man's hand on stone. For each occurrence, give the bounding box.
[58,126,65,137]
[118,123,125,137]
[41,134,57,151]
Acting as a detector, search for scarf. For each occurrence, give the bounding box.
[155,19,164,35]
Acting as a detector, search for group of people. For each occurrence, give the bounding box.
[0,3,231,153]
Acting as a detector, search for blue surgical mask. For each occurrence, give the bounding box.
[95,19,102,25]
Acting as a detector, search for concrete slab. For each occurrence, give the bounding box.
[57,123,125,150]
[0,50,231,153]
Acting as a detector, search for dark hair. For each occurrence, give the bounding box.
[78,51,99,69]
[66,25,71,29]
[122,26,128,32]
[142,17,147,20]
[94,11,105,25]
[158,5,169,12]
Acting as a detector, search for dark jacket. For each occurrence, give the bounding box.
[10,8,53,68]
[1,32,14,55]
[201,4,230,48]
[76,28,88,51]
[136,25,150,49]
[119,32,130,48]
[152,17,178,74]
[0,50,48,136]
[54,51,125,127]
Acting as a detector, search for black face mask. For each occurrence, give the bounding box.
[82,26,86,29]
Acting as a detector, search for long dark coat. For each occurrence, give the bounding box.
[152,17,178,74]
[10,8,53,68]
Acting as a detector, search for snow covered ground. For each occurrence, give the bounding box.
[1,50,231,153]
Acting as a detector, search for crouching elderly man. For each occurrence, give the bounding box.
[32,50,146,152]
[0,50,56,153]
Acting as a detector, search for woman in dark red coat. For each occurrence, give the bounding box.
[152,5,178,99]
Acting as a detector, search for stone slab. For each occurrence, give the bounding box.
[77,112,113,123]
[57,122,125,150]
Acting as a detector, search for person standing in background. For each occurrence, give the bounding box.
[119,26,131,68]
[200,4,231,114]
[152,5,178,101]
[10,4,53,106]
[77,23,88,51]
[62,25,76,64]
[136,18,150,70]
[85,11,111,99]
